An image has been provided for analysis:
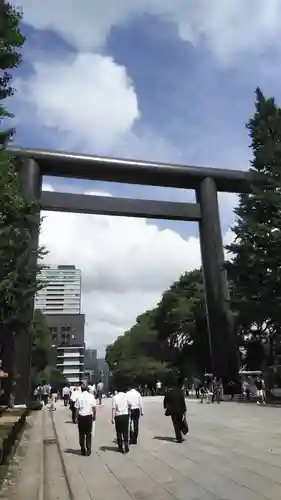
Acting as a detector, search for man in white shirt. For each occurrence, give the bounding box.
[126,387,143,444]
[75,383,96,456]
[70,387,79,423]
[97,380,104,405]
[112,388,130,453]
[156,380,162,395]
[62,385,71,407]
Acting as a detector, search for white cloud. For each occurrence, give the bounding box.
[40,186,234,355]
[15,53,139,152]
[16,0,281,64]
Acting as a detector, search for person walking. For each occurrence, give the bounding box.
[112,387,130,453]
[96,380,104,405]
[70,387,79,423]
[194,377,201,399]
[163,378,187,443]
[126,386,143,444]
[62,385,71,407]
[75,383,96,456]
[211,377,221,404]
[42,381,51,407]
[156,380,162,395]
[256,376,266,405]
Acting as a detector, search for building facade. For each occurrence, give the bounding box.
[84,348,97,370]
[46,314,85,384]
[35,265,81,315]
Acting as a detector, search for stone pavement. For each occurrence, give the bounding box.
[52,396,281,500]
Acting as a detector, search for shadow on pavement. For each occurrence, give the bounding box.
[153,436,176,443]
[64,448,82,456]
[100,445,120,452]
[65,420,76,424]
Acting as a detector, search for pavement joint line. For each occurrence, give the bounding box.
[95,449,136,499]
[49,409,74,500]
[38,410,44,500]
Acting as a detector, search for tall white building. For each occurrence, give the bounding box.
[35,265,81,315]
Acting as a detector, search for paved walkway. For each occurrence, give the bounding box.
[52,397,281,500]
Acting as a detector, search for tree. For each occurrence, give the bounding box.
[36,367,67,391]
[0,1,25,147]
[154,269,211,377]
[30,310,51,385]
[226,87,281,368]
[0,3,48,404]
[106,311,171,389]
[106,269,211,386]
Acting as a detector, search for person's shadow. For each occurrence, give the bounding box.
[153,436,176,443]
[99,445,120,452]
[64,448,83,456]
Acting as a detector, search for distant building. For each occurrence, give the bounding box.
[84,348,97,370]
[35,264,84,385]
[84,349,98,384]
[47,314,85,385]
[35,265,81,315]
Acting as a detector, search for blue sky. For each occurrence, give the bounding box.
[12,1,281,237]
[8,1,281,351]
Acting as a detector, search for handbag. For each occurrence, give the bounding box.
[181,416,189,435]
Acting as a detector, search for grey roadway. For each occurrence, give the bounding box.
[52,396,281,500]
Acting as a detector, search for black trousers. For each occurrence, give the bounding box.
[70,401,77,423]
[130,409,140,443]
[78,415,93,452]
[171,413,184,442]
[64,394,70,406]
[43,394,49,406]
[97,391,102,405]
[115,414,129,450]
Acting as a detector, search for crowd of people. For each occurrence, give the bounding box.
[33,372,267,457]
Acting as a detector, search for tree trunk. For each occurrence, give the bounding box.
[0,329,15,407]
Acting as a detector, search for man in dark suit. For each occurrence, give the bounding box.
[163,379,187,443]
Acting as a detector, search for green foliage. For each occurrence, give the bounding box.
[106,309,171,388]
[0,2,46,334]
[0,1,25,146]
[106,269,211,385]
[30,310,51,374]
[0,153,47,331]
[226,87,281,348]
[36,367,67,390]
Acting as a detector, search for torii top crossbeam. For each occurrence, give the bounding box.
[8,146,251,193]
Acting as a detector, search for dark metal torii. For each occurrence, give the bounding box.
[9,146,253,404]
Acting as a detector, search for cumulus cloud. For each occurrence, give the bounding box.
[15,53,139,152]
[40,184,234,355]
[16,0,281,64]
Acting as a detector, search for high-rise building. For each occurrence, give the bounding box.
[47,314,85,384]
[35,265,81,315]
[35,265,84,384]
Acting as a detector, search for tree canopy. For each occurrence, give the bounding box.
[226,87,281,367]
[106,269,211,388]
[0,1,25,147]
[30,310,51,379]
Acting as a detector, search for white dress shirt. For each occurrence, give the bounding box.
[70,390,79,403]
[75,391,96,416]
[112,392,129,416]
[62,386,70,396]
[126,389,143,412]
